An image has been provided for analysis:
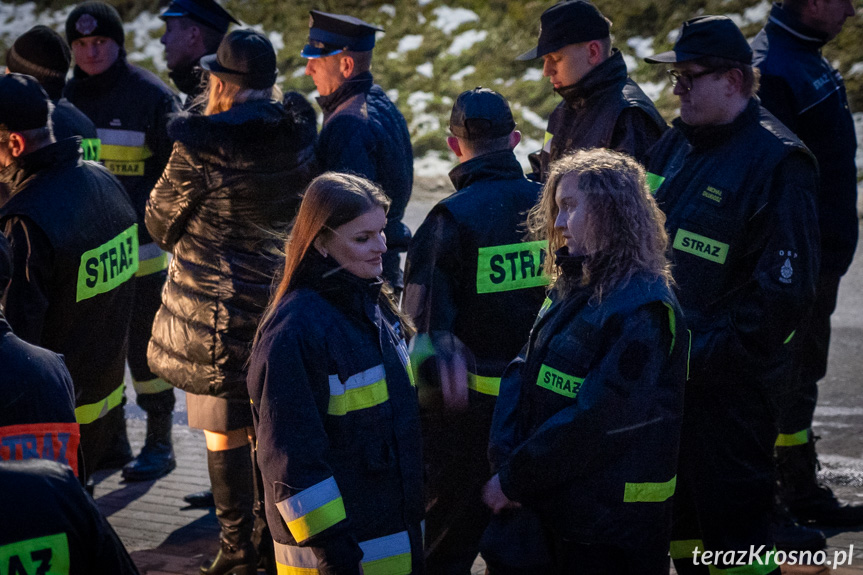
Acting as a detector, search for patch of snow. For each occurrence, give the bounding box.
[379,4,396,18]
[447,29,487,56]
[667,28,680,43]
[292,66,306,78]
[418,13,427,25]
[514,136,542,171]
[451,65,476,81]
[849,62,863,76]
[386,89,399,103]
[726,13,744,28]
[494,78,505,85]
[397,34,424,54]
[622,53,638,73]
[522,68,543,82]
[0,3,73,45]
[407,91,434,112]
[414,152,451,178]
[743,1,771,24]
[431,6,479,35]
[416,62,434,78]
[126,11,168,70]
[627,36,654,59]
[268,31,284,52]
[417,0,434,6]
[410,112,440,138]
[513,104,546,131]
[855,113,863,177]
[639,80,666,102]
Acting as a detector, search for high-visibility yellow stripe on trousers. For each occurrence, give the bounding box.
[467,372,500,396]
[75,382,126,425]
[274,530,412,575]
[276,476,346,543]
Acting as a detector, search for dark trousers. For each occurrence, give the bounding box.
[551,540,669,575]
[127,270,168,392]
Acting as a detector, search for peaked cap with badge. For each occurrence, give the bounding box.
[159,0,239,35]
[301,10,383,59]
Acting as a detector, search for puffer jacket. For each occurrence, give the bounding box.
[146,98,318,398]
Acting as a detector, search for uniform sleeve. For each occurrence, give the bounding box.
[689,152,820,378]
[318,116,376,182]
[487,347,527,471]
[144,143,207,252]
[608,107,667,164]
[498,305,673,502]
[248,318,363,574]
[1,216,53,345]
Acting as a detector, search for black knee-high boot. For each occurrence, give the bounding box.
[201,444,257,575]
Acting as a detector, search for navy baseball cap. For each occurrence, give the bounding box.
[450,87,516,140]
[645,16,753,65]
[301,10,383,59]
[160,0,239,34]
[517,1,610,61]
[0,73,50,132]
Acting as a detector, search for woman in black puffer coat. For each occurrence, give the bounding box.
[144,29,317,575]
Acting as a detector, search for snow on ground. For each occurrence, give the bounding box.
[639,80,666,103]
[447,29,487,56]
[416,62,434,78]
[849,62,863,76]
[379,4,396,18]
[414,152,452,178]
[512,103,546,131]
[397,34,424,54]
[627,36,655,59]
[623,53,638,72]
[386,89,399,103]
[126,11,167,70]
[431,6,479,35]
[522,68,543,82]
[514,136,542,171]
[451,65,476,81]
[0,2,71,44]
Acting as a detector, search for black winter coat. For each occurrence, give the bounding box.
[146,99,318,398]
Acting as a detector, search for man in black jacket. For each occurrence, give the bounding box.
[0,74,138,481]
[303,10,413,291]
[752,0,862,528]
[160,0,238,107]
[644,17,819,575]
[403,88,546,575]
[65,1,181,481]
[518,0,666,180]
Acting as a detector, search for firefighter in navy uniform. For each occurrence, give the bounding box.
[302,10,414,292]
[517,0,666,181]
[752,0,863,528]
[0,459,139,575]
[402,88,546,575]
[0,233,82,476]
[5,25,100,161]
[0,74,138,481]
[643,17,819,574]
[64,1,182,480]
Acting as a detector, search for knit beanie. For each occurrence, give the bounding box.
[5,25,71,100]
[66,2,125,48]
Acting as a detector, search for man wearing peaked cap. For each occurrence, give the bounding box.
[303,10,413,293]
[403,88,547,574]
[518,0,666,182]
[160,0,239,104]
[643,15,821,574]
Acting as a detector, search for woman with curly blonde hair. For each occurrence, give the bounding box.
[483,149,686,574]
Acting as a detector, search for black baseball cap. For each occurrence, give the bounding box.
[200,29,277,90]
[449,87,516,140]
[516,1,610,61]
[0,74,51,133]
[302,10,383,59]
[645,16,753,65]
[160,0,239,35]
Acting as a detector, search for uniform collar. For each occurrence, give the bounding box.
[447,150,525,191]
[556,49,628,108]
[674,98,761,150]
[765,2,829,50]
[0,138,82,198]
[316,71,374,116]
[292,248,383,323]
[169,57,206,99]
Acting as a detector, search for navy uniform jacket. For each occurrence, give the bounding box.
[248,251,423,575]
[752,3,859,276]
[490,257,686,549]
[316,72,413,288]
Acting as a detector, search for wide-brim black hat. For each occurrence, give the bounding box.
[200,28,277,90]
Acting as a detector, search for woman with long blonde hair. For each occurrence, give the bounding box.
[483,149,686,574]
[145,29,317,575]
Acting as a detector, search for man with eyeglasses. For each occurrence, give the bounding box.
[643,16,820,575]
[517,0,666,181]
[752,0,862,531]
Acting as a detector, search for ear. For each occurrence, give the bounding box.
[313,235,329,258]
[446,136,463,157]
[587,40,604,65]
[8,133,26,158]
[508,130,522,150]
[724,68,744,96]
[340,55,355,79]
[187,23,202,46]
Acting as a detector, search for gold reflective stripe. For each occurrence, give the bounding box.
[0,533,70,574]
[467,373,500,396]
[775,429,809,447]
[274,530,411,575]
[646,172,666,195]
[136,252,168,277]
[477,240,549,294]
[536,364,583,399]
[76,224,138,302]
[100,143,153,162]
[81,138,101,161]
[75,382,125,424]
[277,476,346,543]
[623,475,676,502]
[327,365,389,416]
[132,377,173,394]
[672,229,729,265]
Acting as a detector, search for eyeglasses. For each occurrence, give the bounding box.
[666,68,724,92]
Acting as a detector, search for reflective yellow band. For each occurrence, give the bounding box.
[646,172,666,195]
[277,476,346,543]
[775,429,809,447]
[670,539,703,560]
[0,533,70,575]
[663,302,676,354]
[136,253,168,277]
[477,240,549,294]
[81,138,101,161]
[623,475,676,502]
[536,364,583,399]
[537,296,553,321]
[327,365,389,416]
[783,330,796,345]
[75,382,125,425]
[274,530,411,575]
[673,229,729,265]
[133,377,173,395]
[100,143,153,162]
[76,224,138,302]
[467,372,500,396]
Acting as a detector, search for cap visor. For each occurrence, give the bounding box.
[515,46,539,61]
[159,8,189,19]
[301,45,343,59]
[644,50,701,64]
[199,53,219,72]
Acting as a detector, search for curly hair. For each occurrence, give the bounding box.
[527,148,673,301]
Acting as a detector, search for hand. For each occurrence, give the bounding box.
[439,350,468,411]
[482,473,520,514]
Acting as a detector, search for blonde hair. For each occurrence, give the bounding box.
[199,74,283,116]
[527,148,672,301]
